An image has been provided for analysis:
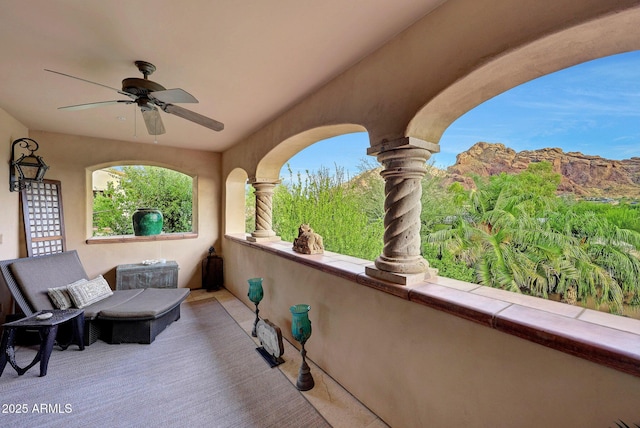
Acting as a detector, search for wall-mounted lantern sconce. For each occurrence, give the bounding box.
[9,138,49,192]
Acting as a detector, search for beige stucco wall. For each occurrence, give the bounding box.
[0,108,28,260]
[223,238,640,427]
[0,127,221,293]
[0,108,29,318]
[92,169,121,192]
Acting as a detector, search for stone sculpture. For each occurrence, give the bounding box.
[256,319,284,367]
[292,224,324,254]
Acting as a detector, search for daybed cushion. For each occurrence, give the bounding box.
[9,251,89,311]
[82,289,144,319]
[67,275,113,308]
[98,288,190,320]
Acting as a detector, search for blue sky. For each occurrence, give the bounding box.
[285,50,640,177]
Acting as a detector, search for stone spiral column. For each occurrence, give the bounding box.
[365,137,439,284]
[247,179,281,242]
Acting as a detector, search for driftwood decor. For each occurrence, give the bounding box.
[292,224,324,255]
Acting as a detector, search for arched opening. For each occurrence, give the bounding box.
[407,9,640,147]
[435,50,640,168]
[419,51,640,317]
[245,128,383,260]
[255,124,367,179]
[89,162,195,238]
[225,167,249,235]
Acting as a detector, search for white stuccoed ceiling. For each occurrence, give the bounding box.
[0,0,444,151]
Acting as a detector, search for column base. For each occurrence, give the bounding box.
[247,235,281,243]
[365,265,435,285]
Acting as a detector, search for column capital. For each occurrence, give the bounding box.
[248,177,282,185]
[367,137,439,156]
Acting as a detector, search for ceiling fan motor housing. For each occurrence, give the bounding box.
[122,78,166,96]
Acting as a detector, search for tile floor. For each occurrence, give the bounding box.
[187,288,389,428]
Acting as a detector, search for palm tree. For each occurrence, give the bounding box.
[427,191,581,298]
[426,163,640,314]
[549,210,640,309]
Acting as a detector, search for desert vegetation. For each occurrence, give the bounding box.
[272,165,384,261]
[252,161,640,315]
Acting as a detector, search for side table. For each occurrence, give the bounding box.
[116,261,179,290]
[0,309,85,377]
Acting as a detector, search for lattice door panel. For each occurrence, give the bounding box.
[21,179,66,257]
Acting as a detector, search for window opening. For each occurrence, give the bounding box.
[92,165,193,237]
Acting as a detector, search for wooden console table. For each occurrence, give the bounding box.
[116,261,179,290]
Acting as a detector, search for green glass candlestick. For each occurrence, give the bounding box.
[290,304,314,391]
[247,278,264,337]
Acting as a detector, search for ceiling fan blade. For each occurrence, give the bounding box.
[141,107,166,135]
[150,88,198,104]
[161,103,224,132]
[58,100,134,111]
[45,69,132,97]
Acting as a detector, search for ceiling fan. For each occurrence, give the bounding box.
[45,61,224,135]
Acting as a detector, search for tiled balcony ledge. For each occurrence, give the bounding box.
[226,233,640,378]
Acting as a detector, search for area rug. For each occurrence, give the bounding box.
[0,298,330,428]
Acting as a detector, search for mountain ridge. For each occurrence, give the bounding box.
[445,142,640,198]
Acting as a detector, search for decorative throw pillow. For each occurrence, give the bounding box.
[47,279,87,310]
[67,275,113,308]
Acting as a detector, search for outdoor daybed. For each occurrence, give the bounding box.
[0,251,189,345]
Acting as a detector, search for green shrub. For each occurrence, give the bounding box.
[272,164,383,261]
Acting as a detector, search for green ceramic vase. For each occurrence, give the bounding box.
[132,208,163,236]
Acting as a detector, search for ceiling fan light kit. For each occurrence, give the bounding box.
[46,61,224,136]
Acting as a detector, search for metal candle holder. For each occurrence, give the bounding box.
[290,304,314,391]
[247,278,264,337]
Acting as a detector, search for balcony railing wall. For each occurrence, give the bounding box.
[223,234,640,427]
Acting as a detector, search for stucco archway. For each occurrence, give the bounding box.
[254,124,368,181]
[407,6,640,146]
[244,124,369,242]
[225,168,249,235]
